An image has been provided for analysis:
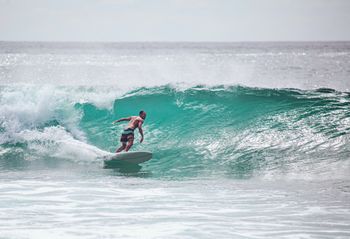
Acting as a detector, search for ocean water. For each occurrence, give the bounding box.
[0,42,350,238]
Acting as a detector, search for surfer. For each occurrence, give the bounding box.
[112,110,146,153]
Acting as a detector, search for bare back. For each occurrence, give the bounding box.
[126,116,144,130]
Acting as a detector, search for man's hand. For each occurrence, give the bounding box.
[140,137,144,143]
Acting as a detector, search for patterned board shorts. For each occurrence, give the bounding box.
[120,128,134,143]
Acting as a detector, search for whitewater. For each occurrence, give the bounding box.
[0,42,349,238]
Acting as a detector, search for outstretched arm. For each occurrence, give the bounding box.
[138,121,144,143]
[112,117,131,124]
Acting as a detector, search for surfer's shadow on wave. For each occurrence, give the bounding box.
[103,160,153,177]
[101,151,153,176]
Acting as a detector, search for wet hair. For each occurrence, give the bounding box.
[139,110,145,115]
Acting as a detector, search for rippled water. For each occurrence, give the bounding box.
[1,42,350,238]
[1,169,350,238]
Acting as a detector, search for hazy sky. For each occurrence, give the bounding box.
[0,0,349,41]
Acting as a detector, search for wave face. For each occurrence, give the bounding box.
[1,85,349,179]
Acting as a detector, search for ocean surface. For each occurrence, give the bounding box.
[0,42,350,238]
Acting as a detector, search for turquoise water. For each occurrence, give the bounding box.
[0,42,350,238]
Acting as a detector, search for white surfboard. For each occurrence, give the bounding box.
[104,151,152,164]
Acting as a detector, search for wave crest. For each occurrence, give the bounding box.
[1,85,349,179]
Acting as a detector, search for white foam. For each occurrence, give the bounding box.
[16,126,108,162]
[0,85,114,161]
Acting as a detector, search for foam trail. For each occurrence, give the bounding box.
[16,126,109,162]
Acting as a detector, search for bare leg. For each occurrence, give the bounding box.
[116,143,126,153]
[125,137,134,152]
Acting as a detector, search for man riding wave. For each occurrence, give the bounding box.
[112,110,147,153]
